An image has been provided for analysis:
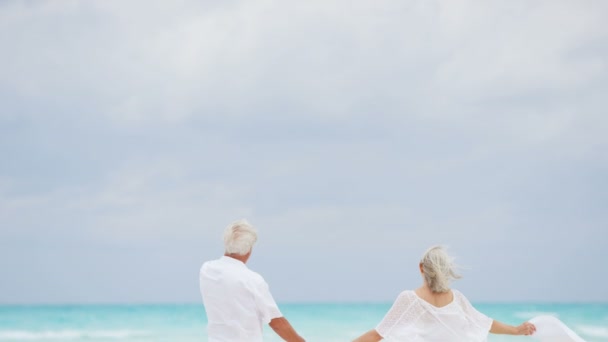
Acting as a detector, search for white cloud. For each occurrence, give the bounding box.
[0,160,253,243]
[1,0,604,126]
[1,0,607,302]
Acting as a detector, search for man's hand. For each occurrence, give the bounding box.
[269,317,305,342]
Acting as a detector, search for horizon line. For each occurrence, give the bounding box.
[2,300,608,306]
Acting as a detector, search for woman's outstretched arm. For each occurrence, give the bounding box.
[490,320,536,335]
[352,329,382,342]
[353,291,414,342]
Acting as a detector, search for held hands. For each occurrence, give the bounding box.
[516,322,536,335]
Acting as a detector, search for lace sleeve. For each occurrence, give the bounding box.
[375,291,416,338]
[455,290,493,332]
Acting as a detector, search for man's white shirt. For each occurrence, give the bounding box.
[200,256,282,342]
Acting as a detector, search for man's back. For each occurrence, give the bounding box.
[200,256,281,342]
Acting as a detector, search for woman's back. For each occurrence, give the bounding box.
[376,290,493,342]
[353,246,540,342]
[413,287,454,308]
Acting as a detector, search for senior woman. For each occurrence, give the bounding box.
[353,246,536,342]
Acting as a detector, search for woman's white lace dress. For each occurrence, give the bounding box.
[376,289,493,342]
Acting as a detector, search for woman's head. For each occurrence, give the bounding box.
[420,245,462,293]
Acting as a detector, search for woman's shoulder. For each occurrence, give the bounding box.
[393,290,417,303]
[388,290,419,311]
[450,289,470,304]
[451,288,464,297]
[398,289,416,298]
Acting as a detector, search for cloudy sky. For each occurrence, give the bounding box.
[1,0,607,304]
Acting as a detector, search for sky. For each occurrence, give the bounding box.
[0,0,607,304]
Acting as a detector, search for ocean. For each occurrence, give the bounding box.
[0,303,606,341]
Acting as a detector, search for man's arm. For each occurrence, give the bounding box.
[353,329,383,342]
[269,317,305,342]
[490,320,536,335]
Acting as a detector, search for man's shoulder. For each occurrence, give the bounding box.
[200,258,219,270]
[241,267,266,285]
[199,258,267,284]
[199,258,227,277]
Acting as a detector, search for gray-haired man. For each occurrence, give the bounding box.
[199,219,305,342]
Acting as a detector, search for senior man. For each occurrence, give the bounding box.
[200,219,305,342]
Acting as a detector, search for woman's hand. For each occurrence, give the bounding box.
[490,320,536,335]
[515,322,536,335]
[352,329,383,342]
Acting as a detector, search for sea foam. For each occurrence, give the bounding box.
[577,325,608,338]
[514,311,559,319]
[0,330,149,340]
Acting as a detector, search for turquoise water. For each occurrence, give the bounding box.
[0,303,607,341]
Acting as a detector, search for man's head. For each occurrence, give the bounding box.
[224,219,258,262]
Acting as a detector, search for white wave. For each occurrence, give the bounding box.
[0,330,150,340]
[577,325,608,338]
[514,311,558,319]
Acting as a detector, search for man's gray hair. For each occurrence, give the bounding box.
[223,219,258,255]
[420,245,462,293]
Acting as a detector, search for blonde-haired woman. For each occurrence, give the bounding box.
[353,246,536,342]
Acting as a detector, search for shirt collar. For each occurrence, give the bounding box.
[221,255,247,267]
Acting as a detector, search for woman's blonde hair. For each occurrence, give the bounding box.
[420,245,462,293]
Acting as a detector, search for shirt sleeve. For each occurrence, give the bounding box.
[375,291,416,338]
[455,290,494,332]
[252,276,283,324]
